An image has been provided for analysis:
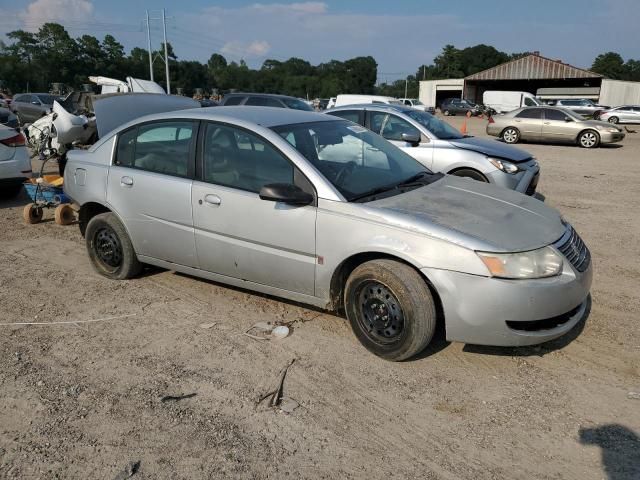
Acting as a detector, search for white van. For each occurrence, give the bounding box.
[334,94,403,108]
[483,91,541,113]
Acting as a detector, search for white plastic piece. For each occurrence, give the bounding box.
[271,325,289,340]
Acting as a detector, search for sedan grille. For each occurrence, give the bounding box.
[555,225,590,272]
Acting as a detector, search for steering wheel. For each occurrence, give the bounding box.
[334,161,357,186]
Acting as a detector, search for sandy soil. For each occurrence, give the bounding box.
[0,115,639,479]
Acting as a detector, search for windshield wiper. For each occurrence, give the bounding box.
[397,171,432,186]
[349,171,437,202]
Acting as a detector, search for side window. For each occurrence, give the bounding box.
[545,109,570,121]
[404,100,411,106]
[245,96,284,108]
[516,108,543,119]
[114,121,195,177]
[329,110,362,125]
[370,112,420,141]
[223,96,244,106]
[202,123,293,192]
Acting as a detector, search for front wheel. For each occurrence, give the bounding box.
[344,259,436,361]
[502,127,520,144]
[85,212,141,279]
[607,116,619,124]
[578,130,600,148]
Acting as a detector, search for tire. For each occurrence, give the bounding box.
[608,116,619,124]
[443,110,450,116]
[578,130,600,149]
[85,212,141,280]
[344,259,436,361]
[23,203,43,224]
[502,127,520,144]
[451,168,488,182]
[54,204,75,225]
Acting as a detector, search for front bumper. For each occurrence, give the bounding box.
[486,159,540,196]
[599,131,625,144]
[421,256,592,347]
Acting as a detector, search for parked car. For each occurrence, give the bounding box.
[553,99,609,117]
[487,106,625,148]
[597,105,640,124]
[334,94,403,108]
[198,98,219,107]
[399,98,435,113]
[0,126,31,198]
[483,91,542,113]
[327,104,540,195]
[11,93,56,123]
[64,106,591,361]
[439,98,481,116]
[317,98,330,110]
[220,93,313,111]
[0,107,18,129]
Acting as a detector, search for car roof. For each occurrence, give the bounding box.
[130,105,337,128]
[224,92,301,100]
[330,103,415,114]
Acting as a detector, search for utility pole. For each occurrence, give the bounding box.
[404,78,408,99]
[146,10,154,82]
[162,8,170,94]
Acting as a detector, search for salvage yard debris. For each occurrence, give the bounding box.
[160,393,197,403]
[244,321,290,341]
[257,358,296,410]
[0,313,137,327]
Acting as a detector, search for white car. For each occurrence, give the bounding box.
[0,126,31,198]
[399,98,432,112]
[598,105,640,124]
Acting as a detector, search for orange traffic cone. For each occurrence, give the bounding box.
[460,119,468,135]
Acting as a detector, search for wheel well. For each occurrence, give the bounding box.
[500,126,519,136]
[78,202,111,236]
[447,167,488,181]
[329,253,444,323]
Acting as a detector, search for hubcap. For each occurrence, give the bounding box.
[357,281,404,344]
[608,117,618,124]
[504,129,517,143]
[581,133,596,147]
[94,227,123,269]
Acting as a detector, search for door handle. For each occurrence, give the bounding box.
[204,194,221,206]
[544,122,551,125]
[120,176,133,187]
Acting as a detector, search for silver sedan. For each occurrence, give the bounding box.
[487,106,625,148]
[64,107,592,361]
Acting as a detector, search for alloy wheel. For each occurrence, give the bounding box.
[580,132,598,148]
[503,128,518,143]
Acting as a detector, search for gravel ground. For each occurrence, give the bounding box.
[0,115,639,479]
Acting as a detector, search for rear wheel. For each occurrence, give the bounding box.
[578,130,600,148]
[607,116,619,124]
[344,259,436,361]
[451,168,488,182]
[85,212,141,279]
[502,127,520,144]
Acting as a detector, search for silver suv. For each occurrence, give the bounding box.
[64,107,592,360]
[327,104,540,195]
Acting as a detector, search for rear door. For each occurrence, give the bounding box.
[513,108,543,140]
[191,122,317,295]
[106,120,199,267]
[542,108,577,142]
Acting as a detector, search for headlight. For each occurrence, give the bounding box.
[488,157,519,174]
[477,246,563,279]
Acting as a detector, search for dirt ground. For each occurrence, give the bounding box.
[1,115,639,479]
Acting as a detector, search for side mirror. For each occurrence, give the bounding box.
[401,132,421,145]
[31,101,40,105]
[564,117,572,122]
[259,183,313,206]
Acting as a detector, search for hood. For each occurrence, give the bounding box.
[447,136,532,162]
[583,119,621,129]
[368,175,565,252]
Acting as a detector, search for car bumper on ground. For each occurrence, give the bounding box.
[421,255,593,347]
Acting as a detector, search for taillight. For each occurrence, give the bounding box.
[488,116,495,123]
[0,133,25,147]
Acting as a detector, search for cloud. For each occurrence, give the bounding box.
[221,40,271,59]
[19,0,94,29]
[248,2,328,15]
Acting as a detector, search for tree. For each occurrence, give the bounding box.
[592,52,627,79]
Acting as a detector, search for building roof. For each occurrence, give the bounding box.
[465,54,603,81]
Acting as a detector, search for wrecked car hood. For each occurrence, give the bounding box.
[368,175,565,252]
[447,137,532,162]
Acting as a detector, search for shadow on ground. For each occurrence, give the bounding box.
[579,424,640,480]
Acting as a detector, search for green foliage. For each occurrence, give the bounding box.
[590,51,640,80]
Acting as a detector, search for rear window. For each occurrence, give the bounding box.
[245,96,284,108]
[223,96,244,106]
[36,94,56,105]
[281,97,313,111]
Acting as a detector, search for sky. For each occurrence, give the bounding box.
[0,0,638,82]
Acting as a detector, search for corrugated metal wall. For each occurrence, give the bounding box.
[466,55,602,81]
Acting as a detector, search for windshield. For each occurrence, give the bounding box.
[410,99,424,105]
[404,110,464,140]
[271,120,434,201]
[36,94,56,105]
[282,98,313,111]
